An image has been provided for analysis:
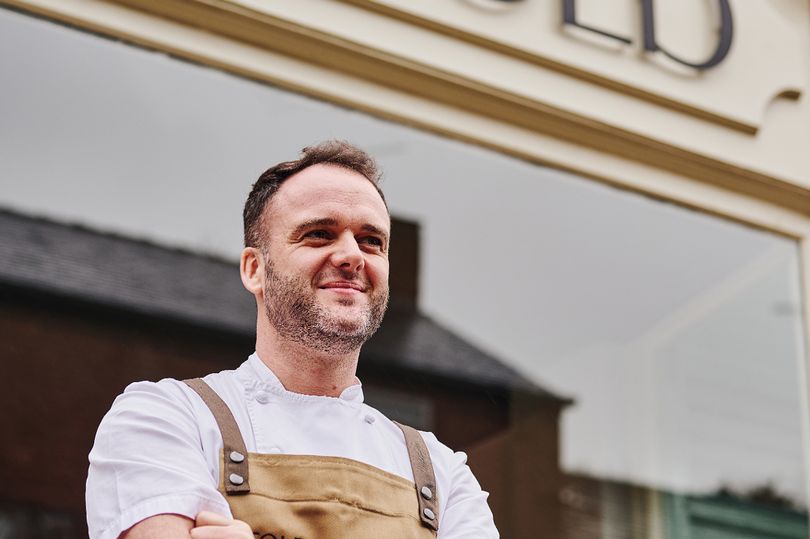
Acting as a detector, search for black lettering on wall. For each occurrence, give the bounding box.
[562,0,632,45]
[640,0,733,70]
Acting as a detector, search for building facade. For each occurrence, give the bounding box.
[1,0,809,537]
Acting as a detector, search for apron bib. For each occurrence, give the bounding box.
[185,378,440,539]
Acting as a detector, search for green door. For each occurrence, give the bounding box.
[664,493,808,539]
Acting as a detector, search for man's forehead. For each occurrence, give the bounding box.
[266,165,390,228]
[278,164,382,198]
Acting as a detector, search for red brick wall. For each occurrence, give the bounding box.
[0,298,250,521]
[466,395,565,537]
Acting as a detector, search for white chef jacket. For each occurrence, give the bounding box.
[86,353,498,539]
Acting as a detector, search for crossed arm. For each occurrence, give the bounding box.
[122,512,252,539]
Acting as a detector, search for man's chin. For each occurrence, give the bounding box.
[321,314,369,335]
[321,299,366,316]
[324,294,364,308]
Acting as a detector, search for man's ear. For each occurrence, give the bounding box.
[240,247,264,297]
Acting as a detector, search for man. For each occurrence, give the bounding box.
[86,141,498,538]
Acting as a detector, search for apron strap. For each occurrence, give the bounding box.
[394,422,440,532]
[183,378,251,494]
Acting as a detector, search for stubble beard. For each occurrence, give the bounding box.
[263,261,389,355]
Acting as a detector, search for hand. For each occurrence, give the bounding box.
[190,511,254,539]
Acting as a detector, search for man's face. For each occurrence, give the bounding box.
[259,164,390,354]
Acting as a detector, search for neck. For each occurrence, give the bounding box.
[255,321,360,398]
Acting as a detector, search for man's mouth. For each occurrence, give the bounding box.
[319,281,366,293]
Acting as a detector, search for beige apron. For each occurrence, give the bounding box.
[185,378,440,539]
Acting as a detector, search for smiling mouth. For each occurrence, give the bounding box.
[319,281,366,293]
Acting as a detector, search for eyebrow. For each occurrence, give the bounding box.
[291,218,338,238]
[291,218,389,242]
[360,223,389,242]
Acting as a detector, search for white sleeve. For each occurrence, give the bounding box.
[85,380,231,539]
[427,434,499,538]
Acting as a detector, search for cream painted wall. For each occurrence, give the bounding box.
[241,0,810,188]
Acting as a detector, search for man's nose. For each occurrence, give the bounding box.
[330,232,364,272]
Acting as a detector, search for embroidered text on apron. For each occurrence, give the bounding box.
[184,378,440,539]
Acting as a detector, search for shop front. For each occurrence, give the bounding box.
[1,0,808,537]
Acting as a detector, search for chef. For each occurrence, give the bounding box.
[85,140,498,538]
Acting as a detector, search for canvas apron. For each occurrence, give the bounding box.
[185,378,440,539]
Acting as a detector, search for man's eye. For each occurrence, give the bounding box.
[359,236,384,248]
[305,230,332,240]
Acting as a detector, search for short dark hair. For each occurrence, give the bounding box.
[243,140,386,248]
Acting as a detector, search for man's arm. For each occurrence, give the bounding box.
[122,512,252,539]
[87,380,232,539]
[121,514,193,538]
[423,433,499,538]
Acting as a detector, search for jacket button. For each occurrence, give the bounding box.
[229,451,245,463]
[423,508,435,520]
[255,392,270,404]
[420,486,433,500]
[229,473,244,486]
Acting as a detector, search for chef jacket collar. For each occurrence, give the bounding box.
[246,352,365,404]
